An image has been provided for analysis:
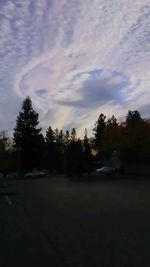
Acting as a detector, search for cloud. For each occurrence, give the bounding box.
[0,0,150,135]
[139,105,150,118]
[55,69,130,108]
[35,89,48,96]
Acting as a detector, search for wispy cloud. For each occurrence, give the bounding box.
[0,0,150,135]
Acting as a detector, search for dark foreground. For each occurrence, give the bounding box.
[0,175,150,266]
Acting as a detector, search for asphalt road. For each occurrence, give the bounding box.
[1,176,150,266]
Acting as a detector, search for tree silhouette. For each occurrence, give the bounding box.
[124,110,145,161]
[64,130,70,147]
[93,113,106,153]
[83,129,93,176]
[13,97,42,171]
[44,126,58,172]
[45,126,55,143]
[106,115,118,129]
[126,110,142,129]
[71,128,77,141]
[65,139,83,177]
[102,115,120,152]
[57,129,65,153]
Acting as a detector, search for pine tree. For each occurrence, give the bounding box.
[45,126,55,143]
[93,113,106,152]
[64,130,70,147]
[45,126,58,172]
[106,115,118,129]
[126,110,142,129]
[53,128,59,144]
[71,128,77,141]
[83,128,88,145]
[125,110,143,161]
[57,129,65,153]
[0,131,8,151]
[103,115,120,152]
[13,97,42,171]
[58,130,65,144]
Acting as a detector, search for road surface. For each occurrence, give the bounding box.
[0,176,150,266]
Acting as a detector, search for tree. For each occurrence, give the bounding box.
[124,110,145,161]
[0,131,8,152]
[83,128,88,145]
[126,110,142,129]
[44,126,58,172]
[83,129,93,175]
[65,139,83,177]
[0,131,10,174]
[93,113,106,152]
[58,130,65,147]
[45,126,55,143]
[64,130,70,147]
[71,128,77,141]
[54,128,65,152]
[106,115,118,129]
[13,97,42,171]
[102,115,119,152]
[56,129,65,154]
[53,128,59,143]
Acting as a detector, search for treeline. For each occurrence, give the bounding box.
[0,97,93,175]
[93,111,150,162]
[0,97,150,175]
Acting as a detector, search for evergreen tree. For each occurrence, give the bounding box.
[106,115,118,129]
[13,97,42,171]
[125,110,143,161]
[83,129,93,175]
[0,131,8,152]
[58,130,65,144]
[83,128,88,145]
[65,139,83,177]
[103,115,120,153]
[93,113,106,152]
[53,128,59,143]
[53,128,65,151]
[45,127,65,172]
[45,126,58,172]
[64,130,70,147]
[71,128,77,141]
[45,126,55,143]
[126,110,142,129]
[57,129,65,153]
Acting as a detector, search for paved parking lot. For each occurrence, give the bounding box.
[1,176,150,266]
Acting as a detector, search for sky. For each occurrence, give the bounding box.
[0,0,150,137]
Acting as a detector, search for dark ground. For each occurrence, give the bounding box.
[0,175,150,266]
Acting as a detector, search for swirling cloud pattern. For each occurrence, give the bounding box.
[0,0,150,136]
